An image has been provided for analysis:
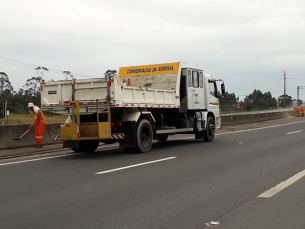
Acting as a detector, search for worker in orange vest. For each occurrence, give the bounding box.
[28,103,46,148]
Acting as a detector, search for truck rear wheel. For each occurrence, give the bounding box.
[123,119,153,153]
[204,116,215,142]
[136,119,153,153]
[71,140,99,153]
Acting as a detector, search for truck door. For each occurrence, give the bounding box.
[192,71,201,110]
[187,70,201,110]
[187,69,193,109]
[207,79,220,126]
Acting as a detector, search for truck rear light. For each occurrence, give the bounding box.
[55,124,60,128]
[41,86,43,91]
[111,122,122,127]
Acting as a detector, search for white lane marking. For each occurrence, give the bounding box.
[0,146,122,167]
[286,130,303,135]
[258,169,305,198]
[0,154,77,166]
[95,157,176,175]
[217,121,305,135]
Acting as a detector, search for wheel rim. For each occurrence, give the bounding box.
[208,122,215,137]
[140,126,150,146]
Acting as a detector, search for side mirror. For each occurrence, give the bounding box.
[221,83,225,95]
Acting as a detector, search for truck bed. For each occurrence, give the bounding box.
[41,62,182,114]
[41,78,179,114]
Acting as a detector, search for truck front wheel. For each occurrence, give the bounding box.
[204,116,215,142]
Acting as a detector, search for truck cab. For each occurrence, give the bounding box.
[179,68,224,128]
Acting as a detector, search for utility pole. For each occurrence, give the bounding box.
[297,86,305,106]
[0,72,7,125]
[283,71,286,108]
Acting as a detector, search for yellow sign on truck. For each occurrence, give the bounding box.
[118,62,180,77]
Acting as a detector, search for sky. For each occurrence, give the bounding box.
[1,0,305,101]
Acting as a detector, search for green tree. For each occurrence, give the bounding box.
[262,91,277,109]
[0,72,14,95]
[23,76,42,106]
[297,99,303,106]
[244,89,277,110]
[278,94,293,108]
[219,92,238,111]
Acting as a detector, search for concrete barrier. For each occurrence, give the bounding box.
[221,111,295,126]
[0,110,295,151]
[0,124,59,150]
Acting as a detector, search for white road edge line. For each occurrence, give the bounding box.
[216,121,305,135]
[286,130,303,135]
[95,157,176,175]
[0,154,77,166]
[258,169,305,198]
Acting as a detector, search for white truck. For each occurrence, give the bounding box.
[41,62,225,153]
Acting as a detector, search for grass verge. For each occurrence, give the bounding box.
[0,114,67,125]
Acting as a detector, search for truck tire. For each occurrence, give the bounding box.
[204,116,215,142]
[124,119,153,153]
[71,140,99,153]
[135,119,153,153]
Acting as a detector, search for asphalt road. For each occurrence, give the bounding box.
[1,119,305,229]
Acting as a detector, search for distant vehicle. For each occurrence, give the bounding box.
[41,62,225,153]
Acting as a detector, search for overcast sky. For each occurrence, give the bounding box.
[1,0,305,101]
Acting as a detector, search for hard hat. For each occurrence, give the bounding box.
[28,102,34,108]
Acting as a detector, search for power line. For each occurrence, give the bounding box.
[0,56,96,79]
[288,78,305,80]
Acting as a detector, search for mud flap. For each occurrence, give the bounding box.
[119,122,137,147]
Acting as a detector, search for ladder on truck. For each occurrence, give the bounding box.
[60,99,111,141]
[59,76,113,141]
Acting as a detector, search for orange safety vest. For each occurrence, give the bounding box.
[30,107,46,128]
